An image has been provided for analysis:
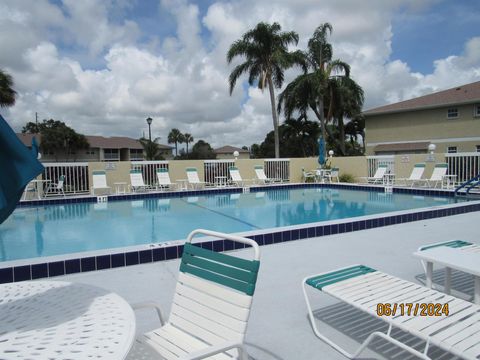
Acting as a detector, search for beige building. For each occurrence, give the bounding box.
[214,145,250,159]
[363,81,480,155]
[17,133,173,162]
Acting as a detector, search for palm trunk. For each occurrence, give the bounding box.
[338,115,346,155]
[267,76,280,158]
[175,142,178,156]
[318,98,326,158]
[186,142,189,154]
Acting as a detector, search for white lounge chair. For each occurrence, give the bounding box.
[254,165,281,185]
[186,167,207,189]
[129,170,150,192]
[419,163,449,188]
[128,229,261,360]
[91,171,111,195]
[368,164,388,184]
[229,166,252,187]
[398,163,425,187]
[156,168,176,191]
[303,264,480,360]
[44,175,66,197]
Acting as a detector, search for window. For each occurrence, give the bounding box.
[103,148,119,161]
[130,149,144,160]
[476,145,480,152]
[475,104,480,117]
[447,108,458,119]
[447,146,457,153]
[86,149,95,155]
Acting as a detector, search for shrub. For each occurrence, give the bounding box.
[339,173,355,183]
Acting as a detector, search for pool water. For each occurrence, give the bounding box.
[0,188,463,261]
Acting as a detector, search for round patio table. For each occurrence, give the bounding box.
[0,280,136,359]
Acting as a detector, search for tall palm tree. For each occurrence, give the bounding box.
[183,133,194,154]
[139,137,163,160]
[168,128,183,156]
[227,22,305,158]
[0,69,16,108]
[278,23,356,157]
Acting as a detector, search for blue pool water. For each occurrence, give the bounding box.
[0,188,464,261]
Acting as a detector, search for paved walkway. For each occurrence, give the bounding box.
[64,211,479,360]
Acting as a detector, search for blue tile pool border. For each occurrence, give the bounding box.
[2,183,479,284]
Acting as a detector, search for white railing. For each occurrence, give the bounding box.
[131,161,169,186]
[203,160,235,185]
[42,162,90,194]
[366,155,395,177]
[264,159,290,181]
[445,152,480,183]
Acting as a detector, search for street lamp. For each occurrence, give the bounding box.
[233,150,239,160]
[328,150,334,157]
[146,117,153,142]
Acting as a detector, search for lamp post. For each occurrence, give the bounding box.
[146,117,153,142]
[328,150,334,158]
[427,143,436,162]
[233,150,239,160]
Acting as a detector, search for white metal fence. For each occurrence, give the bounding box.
[203,160,235,186]
[366,155,395,177]
[42,162,90,194]
[445,152,480,183]
[264,159,290,181]
[131,161,169,186]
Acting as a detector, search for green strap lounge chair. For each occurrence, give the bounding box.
[129,229,261,360]
[303,264,480,360]
[91,170,111,195]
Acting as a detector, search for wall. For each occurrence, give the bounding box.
[365,103,480,155]
[216,153,250,160]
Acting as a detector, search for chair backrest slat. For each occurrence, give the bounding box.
[186,168,201,183]
[254,166,267,180]
[156,169,172,185]
[409,163,425,180]
[92,171,108,188]
[430,163,448,181]
[130,170,145,187]
[372,165,387,178]
[229,167,242,182]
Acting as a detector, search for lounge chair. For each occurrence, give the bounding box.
[129,170,150,192]
[229,166,251,187]
[418,163,449,188]
[357,164,388,184]
[156,168,176,191]
[91,170,111,195]
[44,175,66,197]
[186,167,207,189]
[398,163,425,187]
[128,229,261,360]
[254,165,281,185]
[303,264,480,360]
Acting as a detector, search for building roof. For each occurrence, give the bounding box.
[364,81,480,116]
[214,145,249,154]
[16,133,172,150]
[374,141,430,153]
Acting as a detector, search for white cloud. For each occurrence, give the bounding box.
[0,0,479,148]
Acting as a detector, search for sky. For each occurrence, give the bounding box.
[0,0,479,148]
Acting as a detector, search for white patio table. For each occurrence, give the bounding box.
[0,280,136,359]
[413,246,480,304]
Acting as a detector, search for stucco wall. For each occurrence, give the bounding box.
[365,103,480,155]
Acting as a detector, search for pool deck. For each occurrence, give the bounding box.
[61,211,479,360]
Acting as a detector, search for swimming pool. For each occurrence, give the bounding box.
[0,187,467,262]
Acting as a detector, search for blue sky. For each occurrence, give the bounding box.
[1,0,479,146]
[391,0,480,73]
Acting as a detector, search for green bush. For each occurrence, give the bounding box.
[339,173,355,183]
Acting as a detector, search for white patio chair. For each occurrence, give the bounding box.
[254,165,281,185]
[91,171,111,195]
[44,175,66,197]
[302,168,316,183]
[129,170,149,192]
[128,229,261,360]
[156,168,176,191]
[325,167,339,183]
[357,164,388,184]
[303,264,480,360]
[186,167,207,189]
[398,163,425,187]
[419,163,449,188]
[229,166,252,187]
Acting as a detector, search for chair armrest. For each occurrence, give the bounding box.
[180,340,246,360]
[131,301,165,325]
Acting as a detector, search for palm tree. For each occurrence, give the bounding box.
[183,133,194,154]
[168,128,183,156]
[278,23,356,157]
[139,137,164,160]
[227,22,305,158]
[0,69,16,108]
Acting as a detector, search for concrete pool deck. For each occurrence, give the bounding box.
[61,211,479,360]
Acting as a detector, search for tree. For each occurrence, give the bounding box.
[227,22,305,158]
[22,119,89,161]
[0,69,16,108]
[139,137,165,160]
[183,133,194,154]
[167,128,183,156]
[278,23,360,156]
[345,114,366,153]
[189,140,216,159]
